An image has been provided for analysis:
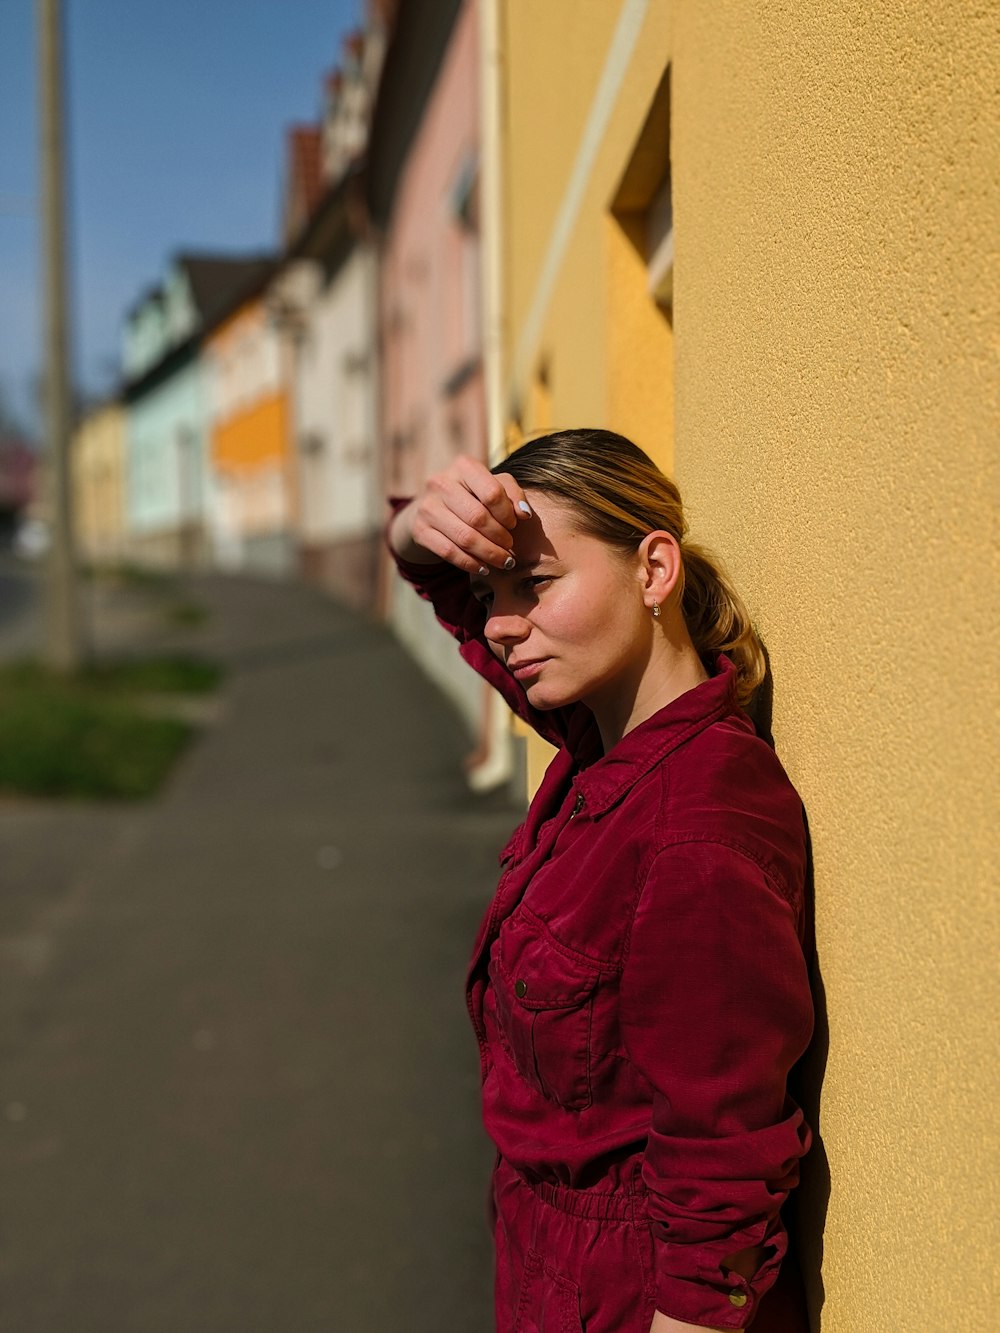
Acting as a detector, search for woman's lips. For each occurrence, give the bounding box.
[509,658,547,682]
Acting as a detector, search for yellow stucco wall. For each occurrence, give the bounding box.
[605,214,673,464]
[500,0,998,1326]
[671,3,998,1327]
[72,400,127,562]
[502,0,673,457]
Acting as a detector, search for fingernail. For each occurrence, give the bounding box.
[477,565,489,577]
[518,500,532,516]
[503,555,516,570]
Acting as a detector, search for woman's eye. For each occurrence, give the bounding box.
[523,576,551,593]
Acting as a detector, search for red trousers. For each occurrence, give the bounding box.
[492,1156,809,1333]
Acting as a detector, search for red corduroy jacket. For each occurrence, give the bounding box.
[395,549,814,1329]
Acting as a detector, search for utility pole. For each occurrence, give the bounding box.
[38,0,83,672]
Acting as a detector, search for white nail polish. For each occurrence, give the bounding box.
[503,555,516,570]
[477,565,489,577]
[518,500,532,516]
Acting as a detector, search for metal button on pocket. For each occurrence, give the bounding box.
[570,792,584,816]
[728,1292,748,1309]
[514,979,528,998]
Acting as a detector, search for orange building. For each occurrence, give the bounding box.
[204,291,295,572]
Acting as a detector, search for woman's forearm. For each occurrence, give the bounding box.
[650,1314,727,1333]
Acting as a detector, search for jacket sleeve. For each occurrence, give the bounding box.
[386,497,579,749]
[619,839,813,1329]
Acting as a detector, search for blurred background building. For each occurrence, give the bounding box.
[71,394,125,564]
[121,253,276,568]
[51,3,996,1329]
[367,0,505,784]
[270,20,386,611]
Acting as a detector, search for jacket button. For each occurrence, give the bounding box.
[514,979,528,998]
[571,792,584,816]
[728,1292,748,1309]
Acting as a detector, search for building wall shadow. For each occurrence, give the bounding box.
[748,652,830,1331]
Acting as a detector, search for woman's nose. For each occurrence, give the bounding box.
[484,611,529,645]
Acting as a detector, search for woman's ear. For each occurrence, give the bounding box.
[636,531,682,610]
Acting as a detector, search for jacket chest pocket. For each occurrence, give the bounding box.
[489,910,601,1111]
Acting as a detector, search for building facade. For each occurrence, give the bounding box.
[122,254,274,566]
[493,0,997,1327]
[71,398,126,564]
[270,21,386,612]
[204,295,294,574]
[275,242,382,609]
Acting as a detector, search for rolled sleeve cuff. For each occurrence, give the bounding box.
[655,1269,756,1329]
[652,1215,786,1329]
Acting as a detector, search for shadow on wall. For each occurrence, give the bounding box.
[749,653,830,1332]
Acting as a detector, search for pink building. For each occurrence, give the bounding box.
[369,0,503,784]
[374,1,484,495]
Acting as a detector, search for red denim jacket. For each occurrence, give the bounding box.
[394,549,813,1329]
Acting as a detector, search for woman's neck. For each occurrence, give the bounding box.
[589,637,709,754]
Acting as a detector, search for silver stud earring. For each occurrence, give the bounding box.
[651,602,661,619]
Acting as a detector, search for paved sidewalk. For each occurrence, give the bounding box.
[0,574,518,1332]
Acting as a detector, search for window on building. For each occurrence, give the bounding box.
[611,66,673,321]
[604,64,674,466]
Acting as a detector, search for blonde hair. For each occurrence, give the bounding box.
[495,429,766,708]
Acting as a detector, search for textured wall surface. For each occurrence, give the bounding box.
[502,0,997,1324]
[672,1,998,1326]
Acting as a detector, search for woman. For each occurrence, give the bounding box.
[388,430,813,1332]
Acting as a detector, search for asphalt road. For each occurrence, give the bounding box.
[0,573,517,1332]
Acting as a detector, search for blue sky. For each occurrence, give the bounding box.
[0,0,362,431]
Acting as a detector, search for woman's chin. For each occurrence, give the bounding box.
[523,680,574,711]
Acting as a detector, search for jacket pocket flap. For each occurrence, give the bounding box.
[494,910,600,1010]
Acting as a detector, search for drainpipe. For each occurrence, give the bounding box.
[479,0,506,470]
[468,0,515,795]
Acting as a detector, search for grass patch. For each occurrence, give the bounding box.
[0,655,223,800]
[86,655,220,694]
[0,656,222,696]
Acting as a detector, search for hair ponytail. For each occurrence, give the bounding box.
[496,428,767,709]
[678,543,765,708]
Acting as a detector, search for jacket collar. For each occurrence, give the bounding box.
[574,654,741,816]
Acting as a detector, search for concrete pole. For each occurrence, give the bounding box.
[38,0,83,672]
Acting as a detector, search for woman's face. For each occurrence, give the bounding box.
[469,491,650,713]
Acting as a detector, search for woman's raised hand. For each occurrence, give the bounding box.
[389,455,532,573]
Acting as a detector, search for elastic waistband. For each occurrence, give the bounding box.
[503,1159,646,1222]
